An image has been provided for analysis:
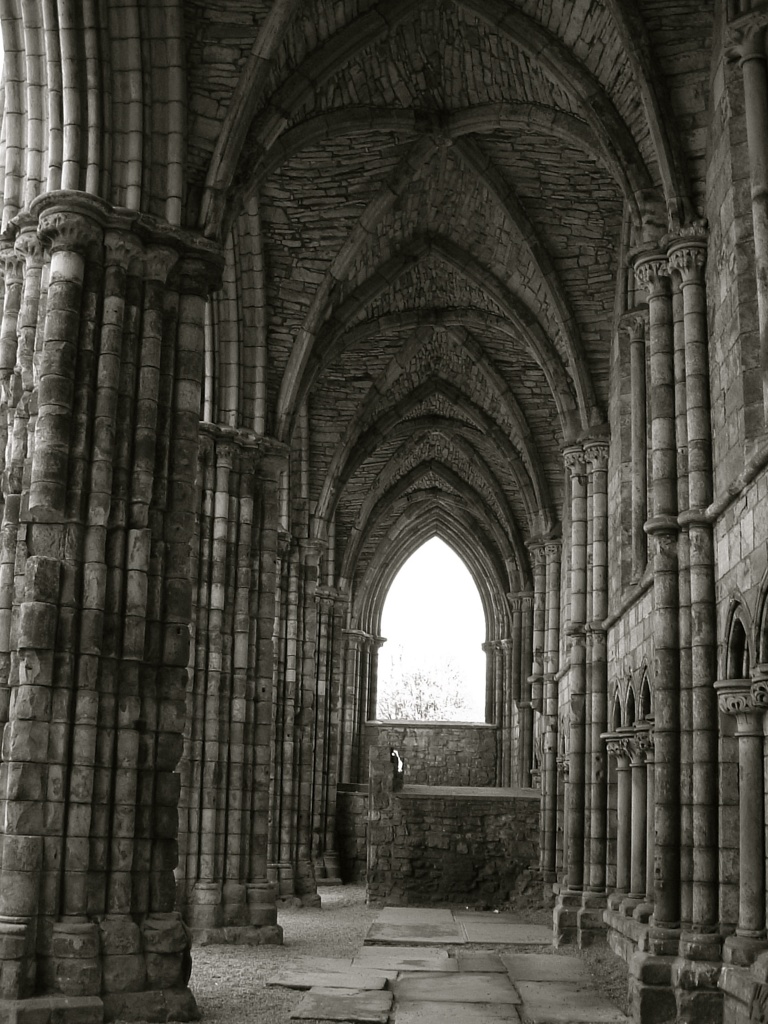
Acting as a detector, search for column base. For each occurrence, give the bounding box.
[553,890,582,947]
[720,949,768,1024]
[0,989,199,1024]
[192,924,283,947]
[294,860,321,908]
[723,933,768,967]
[628,952,676,1024]
[577,892,608,948]
[671,954,723,1024]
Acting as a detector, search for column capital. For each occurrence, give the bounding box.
[103,229,143,271]
[667,236,707,285]
[170,255,221,297]
[544,539,562,560]
[716,678,763,735]
[619,310,648,343]
[143,245,179,284]
[584,439,610,473]
[602,730,631,766]
[726,16,768,63]
[0,248,24,285]
[14,214,44,268]
[32,190,109,255]
[633,251,670,298]
[563,445,585,477]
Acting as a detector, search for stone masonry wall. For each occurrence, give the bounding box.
[366,752,539,906]
[363,721,498,786]
[336,784,368,883]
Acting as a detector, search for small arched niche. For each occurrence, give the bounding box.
[376,537,487,722]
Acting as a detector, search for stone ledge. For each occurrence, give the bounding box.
[192,924,282,947]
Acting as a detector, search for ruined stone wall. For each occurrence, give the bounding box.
[366,775,540,907]
[363,721,498,786]
[335,784,368,883]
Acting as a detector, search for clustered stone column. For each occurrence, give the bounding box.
[0,188,223,1022]
[175,429,284,943]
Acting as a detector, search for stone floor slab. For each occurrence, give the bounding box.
[514,981,628,1023]
[365,908,465,946]
[267,968,391,990]
[353,952,458,972]
[453,913,552,945]
[393,1000,520,1022]
[392,972,521,1005]
[501,953,589,982]
[290,988,393,1023]
[284,956,355,971]
[356,946,448,960]
[454,951,506,972]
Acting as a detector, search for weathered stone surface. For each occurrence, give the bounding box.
[289,988,393,1022]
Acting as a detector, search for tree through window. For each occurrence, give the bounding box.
[376,537,486,721]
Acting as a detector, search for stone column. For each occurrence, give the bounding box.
[718,678,768,965]
[634,252,680,949]
[340,630,364,783]
[634,721,656,923]
[500,638,515,787]
[727,17,768,420]
[542,540,561,882]
[554,447,587,944]
[624,315,648,582]
[668,237,720,968]
[628,730,648,904]
[605,732,632,904]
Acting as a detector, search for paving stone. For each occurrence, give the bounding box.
[290,988,393,1022]
[288,956,355,971]
[392,971,521,1004]
[393,1000,521,1022]
[454,951,506,972]
[454,913,552,945]
[356,945,448,960]
[514,981,629,1023]
[354,946,456,970]
[267,968,391,990]
[365,908,465,945]
[501,953,589,982]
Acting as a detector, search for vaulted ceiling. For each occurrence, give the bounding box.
[184,0,713,622]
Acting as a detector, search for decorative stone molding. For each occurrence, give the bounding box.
[563,445,585,477]
[716,679,763,736]
[584,440,609,473]
[103,229,142,270]
[633,253,670,297]
[619,311,647,343]
[668,240,707,284]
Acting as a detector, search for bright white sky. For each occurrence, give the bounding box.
[378,536,487,720]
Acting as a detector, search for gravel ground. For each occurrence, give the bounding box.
[187,885,630,1024]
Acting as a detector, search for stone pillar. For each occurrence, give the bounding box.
[340,630,365,784]
[727,17,768,421]
[634,721,656,923]
[542,540,561,882]
[623,314,648,581]
[554,446,587,945]
[634,252,680,949]
[500,637,515,787]
[605,732,632,905]
[628,731,648,903]
[718,679,768,965]
[668,238,720,975]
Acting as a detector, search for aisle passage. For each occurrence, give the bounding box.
[268,907,629,1023]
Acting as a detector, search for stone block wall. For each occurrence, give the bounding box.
[336,784,368,882]
[366,750,539,905]
[362,721,498,786]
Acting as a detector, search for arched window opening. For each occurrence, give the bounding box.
[639,674,652,720]
[625,687,636,728]
[727,615,750,679]
[376,537,487,722]
[611,692,622,732]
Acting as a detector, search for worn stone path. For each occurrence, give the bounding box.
[267,907,629,1023]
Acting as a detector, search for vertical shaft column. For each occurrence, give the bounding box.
[605,734,632,895]
[727,20,768,421]
[585,441,609,894]
[634,252,680,943]
[628,732,648,900]
[720,679,767,963]
[564,446,587,892]
[669,238,719,956]
[625,315,648,582]
[542,540,561,881]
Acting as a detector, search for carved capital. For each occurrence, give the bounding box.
[544,540,561,561]
[170,255,218,298]
[0,249,24,286]
[668,241,707,285]
[619,312,647,345]
[563,445,585,478]
[215,443,235,471]
[726,17,768,62]
[715,678,754,716]
[37,210,104,255]
[584,440,609,474]
[751,675,768,709]
[104,230,142,271]
[144,245,178,284]
[634,254,670,298]
[602,730,631,765]
[14,224,44,268]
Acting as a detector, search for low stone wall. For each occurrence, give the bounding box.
[367,753,540,905]
[336,783,368,882]
[363,721,498,785]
